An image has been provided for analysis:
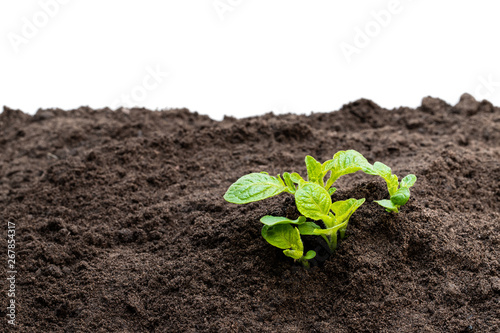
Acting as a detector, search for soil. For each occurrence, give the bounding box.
[1,93,499,332]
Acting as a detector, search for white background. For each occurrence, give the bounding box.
[1,0,499,120]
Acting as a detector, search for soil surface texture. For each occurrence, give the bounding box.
[1,93,499,332]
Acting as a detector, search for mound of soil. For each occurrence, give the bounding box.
[1,94,499,332]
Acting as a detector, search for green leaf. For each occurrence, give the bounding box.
[331,198,365,225]
[297,222,322,235]
[323,150,372,188]
[282,172,296,193]
[283,249,303,260]
[261,224,303,250]
[224,173,287,204]
[295,183,332,220]
[331,198,365,238]
[328,187,337,196]
[311,228,333,235]
[373,161,391,178]
[260,215,306,226]
[305,155,324,185]
[290,172,304,184]
[387,174,399,196]
[400,174,417,188]
[372,162,399,196]
[361,163,378,175]
[391,187,410,206]
[262,225,304,260]
[311,221,347,235]
[375,199,399,213]
[304,250,316,260]
[298,179,307,189]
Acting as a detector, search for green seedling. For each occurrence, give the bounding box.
[224,150,416,267]
[224,150,371,267]
[367,162,417,213]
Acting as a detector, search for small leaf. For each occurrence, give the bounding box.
[362,163,377,175]
[304,250,316,260]
[387,174,399,196]
[373,162,391,178]
[331,198,365,225]
[400,174,417,188]
[323,150,372,188]
[372,162,399,196]
[295,183,332,220]
[375,199,399,213]
[297,222,322,235]
[260,215,306,226]
[282,172,296,193]
[290,172,304,184]
[305,155,324,185]
[331,198,365,238]
[283,249,303,260]
[311,228,332,235]
[261,224,303,252]
[312,221,347,235]
[224,173,287,204]
[328,187,337,196]
[298,179,307,189]
[391,187,410,206]
[322,212,337,229]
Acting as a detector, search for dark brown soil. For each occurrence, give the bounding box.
[1,94,499,332]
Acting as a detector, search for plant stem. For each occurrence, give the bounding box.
[319,234,337,253]
[329,232,338,252]
[339,228,346,239]
[320,234,329,248]
[298,257,310,269]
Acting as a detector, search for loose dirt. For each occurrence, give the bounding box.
[1,94,499,332]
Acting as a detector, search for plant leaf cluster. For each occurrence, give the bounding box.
[366,162,417,213]
[224,150,416,267]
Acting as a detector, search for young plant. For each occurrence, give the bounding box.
[224,150,371,267]
[223,150,417,267]
[367,162,417,213]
